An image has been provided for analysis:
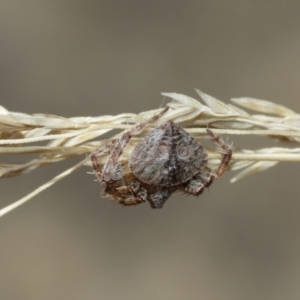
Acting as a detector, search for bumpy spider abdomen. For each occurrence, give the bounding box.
[129,120,208,187]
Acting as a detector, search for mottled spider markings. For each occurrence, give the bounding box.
[90,107,232,208]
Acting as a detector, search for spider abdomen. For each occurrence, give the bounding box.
[129,120,208,187]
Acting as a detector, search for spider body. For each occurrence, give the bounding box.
[90,107,232,208]
[129,120,208,187]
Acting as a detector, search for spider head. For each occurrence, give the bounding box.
[147,188,172,209]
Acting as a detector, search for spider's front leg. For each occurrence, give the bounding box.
[100,107,169,183]
[105,178,147,206]
[184,172,214,196]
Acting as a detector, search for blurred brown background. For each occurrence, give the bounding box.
[1,1,300,299]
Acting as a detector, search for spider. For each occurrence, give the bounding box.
[90,107,232,209]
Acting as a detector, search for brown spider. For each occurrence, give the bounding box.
[90,107,232,209]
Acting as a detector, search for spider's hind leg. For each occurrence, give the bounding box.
[207,128,232,178]
[184,129,232,197]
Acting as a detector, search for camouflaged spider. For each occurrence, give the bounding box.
[90,107,232,209]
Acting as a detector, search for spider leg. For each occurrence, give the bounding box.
[207,128,232,178]
[90,141,114,183]
[101,107,169,183]
[109,180,148,206]
[185,129,232,196]
[184,172,213,196]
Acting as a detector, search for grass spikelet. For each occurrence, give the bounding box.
[1,90,300,217]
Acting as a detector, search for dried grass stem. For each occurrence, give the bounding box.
[1,89,300,216]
